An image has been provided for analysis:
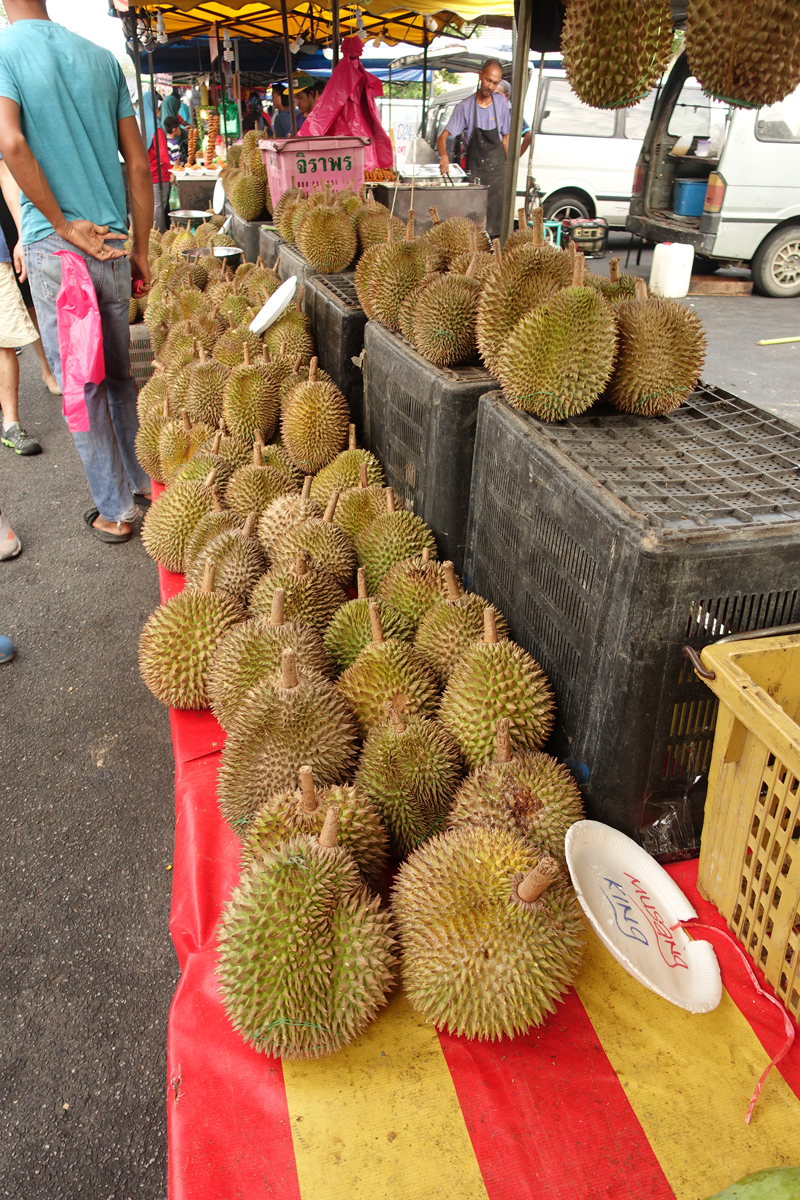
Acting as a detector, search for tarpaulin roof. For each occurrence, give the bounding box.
[133,36,431,80]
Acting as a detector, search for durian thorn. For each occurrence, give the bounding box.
[269,587,286,627]
[532,207,544,247]
[384,487,396,514]
[294,553,308,576]
[496,718,512,763]
[443,561,460,601]
[253,441,263,467]
[359,462,368,490]
[211,430,223,454]
[405,210,415,241]
[301,475,313,501]
[422,547,431,564]
[323,491,339,523]
[211,486,224,513]
[298,765,317,812]
[243,342,251,367]
[318,804,339,849]
[203,468,217,489]
[634,277,648,302]
[369,602,385,646]
[357,567,368,600]
[348,424,357,451]
[516,857,560,904]
[483,606,499,644]
[492,237,502,263]
[572,251,585,289]
[308,357,319,383]
[201,560,216,592]
[242,512,257,539]
[182,410,192,432]
[428,206,441,226]
[281,647,299,689]
[609,257,621,284]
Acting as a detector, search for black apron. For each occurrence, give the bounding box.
[464,92,507,242]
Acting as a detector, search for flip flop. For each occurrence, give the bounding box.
[83,508,133,543]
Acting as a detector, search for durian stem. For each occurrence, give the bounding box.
[198,343,207,363]
[298,765,317,812]
[323,491,339,523]
[359,462,368,489]
[483,607,499,644]
[468,226,477,253]
[405,210,415,241]
[269,587,285,626]
[308,357,318,383]
[492,237,502,263]
[253,442,263,468]
[242,512,257,539]
[532,207,544,248]
[296,287,304,312]
[357,567,368,600]
[161,395,170,418]
[228,312,235,329]
[443,561,460,602]
[211,487,223,513]
[281,647,298,689]
[517,207,526,230]
[608,257,621,284]
[182,410,192,432]
[465,255,478,279]
[384,487,396,514]
[428,206,441,226]
[203,468,218,489]
[422,547,431,564]
[634,277,648,302]
[211,430,223,454]
[301,475,313,502]
[386,699,407,734]
[294,554,308,577]
[293,354,304,372]
[201,561,216,592]
[572,251,585,289]
[369,602,385,646]
[262,346,271,363]
[319,804,339,848]
[516,857,559,904]
[496,718,512,763]
[256,255,264,268]
[243,342,251,367]
[348,424,356,451]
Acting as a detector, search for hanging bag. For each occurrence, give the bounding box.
[54,250,105,433]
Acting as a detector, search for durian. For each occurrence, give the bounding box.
[585,256,642,302]
[183,489,243,572]
[141,469,217,574]
[414,562,510,687]
[367,212,426,331]
[297,187,358,274]
[257,475,323,554]
[269,491,356,588]
[184,512,266,604]
[561,0,672,108]
[248,552,347,634]
[185,345,229,428]
[135,372,171,424]
[334,463,389,543]
[392,825,584,1039]
[412,259,482,367]
[279,355,335,409]
[308,427,385,505]
[262,292,314,363]
[323,568,415,675]
[166,431,234,495]
[230,165,266,222]
[376,548,456,632]
[213,318,262,369]
[686,0,800,109]
[281,358,349,474]
[422,206,488,270]
[356,196,404,254]
[225,441,296,520]
[355,489,438,596]
[158,411,213,481]
[222,342,281,444]
[354,241,382,318]
[135,395,170,484]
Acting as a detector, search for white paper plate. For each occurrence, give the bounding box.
[213,177,225,214]
[565,820,722,1013]
[250,276,297,334]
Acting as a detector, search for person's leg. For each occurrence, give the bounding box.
[26,305,60,394]
[25,235,140,531]
[0,344,20,425]
[0,504,21,560]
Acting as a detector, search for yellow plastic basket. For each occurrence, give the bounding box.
[692,632,800,1019]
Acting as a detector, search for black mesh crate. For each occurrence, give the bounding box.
[303,272,366,437]
[225,200,260,262]
[258,225,283,269]
[129,324,154,390]
[463,387,800,847]
[363,322,499,574]
[276,243,314,291]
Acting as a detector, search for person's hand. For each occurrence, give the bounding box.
[12,239,26,283]
[58,219,126,261]
[129,249,151,295]
[439,154,450,176]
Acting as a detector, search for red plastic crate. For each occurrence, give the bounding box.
[259,135,370,206]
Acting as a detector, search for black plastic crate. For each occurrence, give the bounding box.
[225,200,260,262]
[258,225,283,269]
[303,272,366,438]
[276,243,314,291]
[464,387,800,847]
[363,322,499,574]
[129,324,154,390]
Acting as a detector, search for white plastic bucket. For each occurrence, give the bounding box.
[649,241,695,298]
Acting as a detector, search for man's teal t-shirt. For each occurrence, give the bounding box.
[0,20,134,245]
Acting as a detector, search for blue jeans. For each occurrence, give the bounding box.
[24,233,149,523]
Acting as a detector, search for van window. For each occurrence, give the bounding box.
[538,79,616,137]
[667,82,712,138]
[622,88,659,140]
[756,91,800,142]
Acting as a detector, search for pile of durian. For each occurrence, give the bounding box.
[222,129,273,223]
[133,280,589,1055]
[126,216,238,329]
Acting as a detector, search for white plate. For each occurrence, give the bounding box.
[213,177,225,214]
[221,214,233,234]
[249,276,297,334]
[565,820,722,1013]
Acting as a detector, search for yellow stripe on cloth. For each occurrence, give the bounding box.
[575,927,800,1200]
[283,989,489,1200]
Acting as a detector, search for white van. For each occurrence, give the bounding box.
[627,52,800,297]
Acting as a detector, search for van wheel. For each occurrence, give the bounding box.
[751,225,800,298]
[543,192,592,223]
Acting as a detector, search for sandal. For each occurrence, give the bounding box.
[83,508,133,543]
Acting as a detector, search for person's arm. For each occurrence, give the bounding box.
[502,132,509,158]
[0,96,126,260]
[117,113,153,292]
[0,156,26,281]
[436,126,452,174]
[520,131,531,157]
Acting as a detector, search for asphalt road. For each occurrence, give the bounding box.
[0,258,797,1198]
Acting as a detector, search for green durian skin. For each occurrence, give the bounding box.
[248,565,347,635]
[141,479,215,574]
[376,556,456,633]
[337,639,439,739]
[269,519,357,589]
[561,0,672,109]
[476,244,573,375]
[392,825,585,1040]
[323,597,415,675]
[333,485,387,544]
[608,295,707,417]
[355,511,439,596]
[139,589,246,709]
[183,528,267,605]
[183,511,243,574]
[309,449,385,506]
[414,595,511,688]
[216,836,396,1059]
[356,715,462,858]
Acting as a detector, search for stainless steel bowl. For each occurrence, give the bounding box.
[212,246,243,268]
[169,209,213,227]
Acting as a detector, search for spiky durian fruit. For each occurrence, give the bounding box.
[136,372,171,424]
[377,549,457,632]
[208,588,333,730]
[139,563,246,708]
[248,553,347,634]
[502,207,543,256]
[216,815,395,1059]
[334,464,388,543]
[262,440,304,490]
[184,346,229,428]
[141,470,217,574]
[184,512,266,604]
[368,212,427,331]
[213,319,262,369]
[281,358,349,474]
[392,825,584,1039]
[323,568,415,674]
[230,165,265,221]
[278,355,335,410]
[309,427,385,505]
[257,475,323,554]
[686,0,800,109]
[422,206,488,270]
[585,256,643,303]
[225,441,296,520]
[183,490,243,572]
[166,431,234,496]
[241,766,388,892]
[269,491,356,588]
[278,191,307,242]
[222,342,281,444]
[355,489,438,596]
[356,197,404,255]
[135,395,170,484]
[476,232,573,376]
[337,604,439,738]
[561,0,672,108]
[356,698,461,857]
[354,242,382,318]
[438,609,556,770]
[398,264,440,342]
[242,260,282,306]
[200,425,253,472]
[414,562,510,687]
[608,277,706,415]
[497,253,617,420]
[217,648,359,828]
[297,191,358,273]
[448,248,495,287]
[412,261,482,367]
[448,720,584,861]
[262,293,315,364]
[158,411,214,481]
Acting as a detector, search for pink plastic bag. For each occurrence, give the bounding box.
[54,250,105,433]
[301,36,393,171]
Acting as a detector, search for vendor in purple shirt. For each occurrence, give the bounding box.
[437,59,510,240]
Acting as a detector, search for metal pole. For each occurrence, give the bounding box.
[421,32,428,135]
[234,38,243,139]
[280,0,298,135]
[217,26,229,149]
[332,5,339,66]
[147,49,164,229]
[500,0,532,243]
[131,13,147,144]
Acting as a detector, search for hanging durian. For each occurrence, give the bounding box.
[561,0,673,109]
[686,0,800,108]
